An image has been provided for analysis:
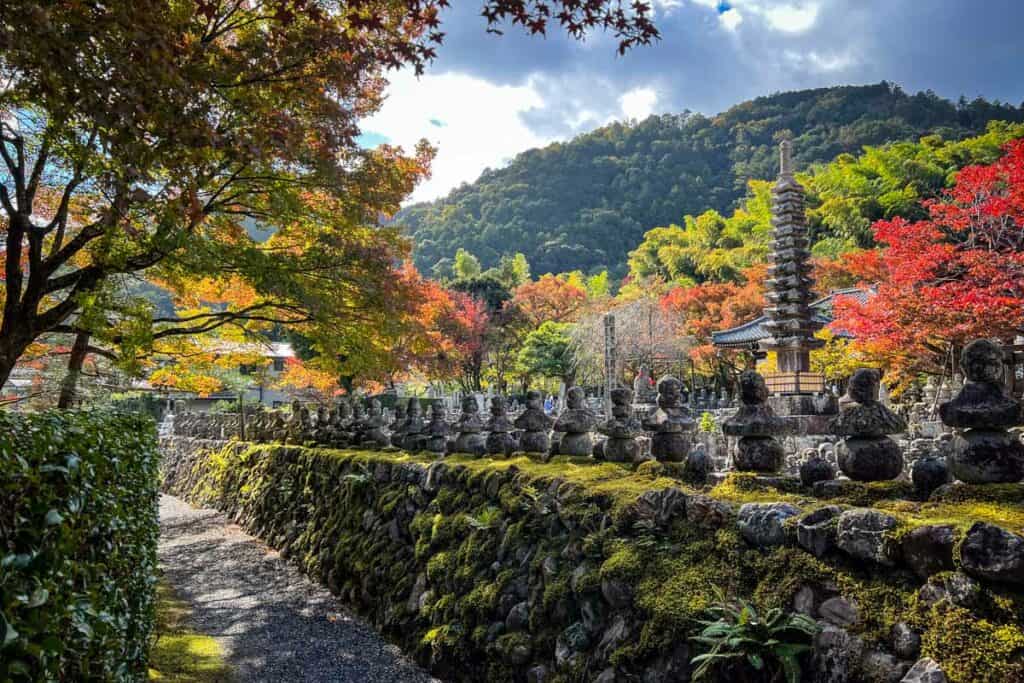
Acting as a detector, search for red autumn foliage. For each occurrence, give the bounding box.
[834,139,1024,380]
[660,264,766,371]
[511,274,588,327]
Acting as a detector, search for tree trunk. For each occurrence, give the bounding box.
[58,331,91,409]
[0,327,35,394]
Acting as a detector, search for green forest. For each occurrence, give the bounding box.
[398,82,1024,278]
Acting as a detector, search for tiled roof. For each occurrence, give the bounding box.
[711,288,872,348]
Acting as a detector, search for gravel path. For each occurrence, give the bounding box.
[158,494,441,683]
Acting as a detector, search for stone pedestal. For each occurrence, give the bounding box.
[830,369,906,481]
[940,340,1024,484]
[642,377,695,462]
[553,387,597,457]
[723,371,787,473]
[515,391,554,455]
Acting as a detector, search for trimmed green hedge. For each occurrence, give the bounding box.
[0,411,160,682]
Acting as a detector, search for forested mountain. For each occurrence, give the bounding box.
[397,82,1024,278]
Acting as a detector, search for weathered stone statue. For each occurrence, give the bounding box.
[313,404,332,443]
[270,411,288,442]
[722,371,787,473]
[349,402,368,447]
[485,396,517,456]
[633,365,657,404]
[324,402,343,447]
[799,448,835,486]
[552,386,597,457]
[452,395,486,456]
[830,368,907,481]
[940,339,1024,484]
[426,403,450,455]
[402,398,427,452]
[642,376,695,462]
[515,390,554,455]
[360,400,390,449]
[388,402,408,449]
[287,400,311,444]
[596,387,642,463]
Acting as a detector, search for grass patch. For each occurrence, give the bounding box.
[148,581,232,682]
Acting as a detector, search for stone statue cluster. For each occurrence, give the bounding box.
[169,338,1024,489]
[170,379,698,464]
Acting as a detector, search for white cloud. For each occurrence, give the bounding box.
[705,1,818,33]
[619,87,659,121]
[763,3,819,32]
[363,70,553,203]
[783,49,854,72]
[719,8,744,31]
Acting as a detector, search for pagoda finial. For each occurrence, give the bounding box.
[779,139,793,176]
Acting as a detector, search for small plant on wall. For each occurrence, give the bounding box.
[690,590,819,683]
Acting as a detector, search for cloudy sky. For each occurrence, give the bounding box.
[362,0,1024,203]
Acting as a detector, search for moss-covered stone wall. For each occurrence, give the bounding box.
[160,437,1024,683]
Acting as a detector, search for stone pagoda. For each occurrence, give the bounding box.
[762,140,823,380]
[711,140,838,428]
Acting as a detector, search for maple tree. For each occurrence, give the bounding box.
[834,139,1024,385]
[436,291,491,392]
[273,357,344,404]
[659,264,766,377]
[511,274,588,327]
[0,0,657,397]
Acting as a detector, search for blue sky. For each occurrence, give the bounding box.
[361,0,1024,203]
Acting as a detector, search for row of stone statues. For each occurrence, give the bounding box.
[170,338,1023,486]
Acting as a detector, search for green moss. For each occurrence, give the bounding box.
[148,582,232,682]
[599,542,643,582]
[427,552,453,583]
[920,604,1024,683]
[167,441,1024,683]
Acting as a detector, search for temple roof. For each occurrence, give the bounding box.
[712,287,873,349]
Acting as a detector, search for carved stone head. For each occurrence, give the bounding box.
[566,386,585,409]
[848,368,881,404]
[656,376,684,409]
[738,370,768,405]
[961,339,1003,384]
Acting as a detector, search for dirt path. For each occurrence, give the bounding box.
[158,494,440,683]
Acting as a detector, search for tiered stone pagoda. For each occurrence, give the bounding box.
[552,387,597,456]
[402,398,427,452]
[360,399,390,449]
[515,390,554,455]
[762,141,823,380]
[642,376,695,462]
[388,402,407,449]
[596,387,642,463]
[425,402,450,455]
[712,141,838,428]
[453,396,487,456]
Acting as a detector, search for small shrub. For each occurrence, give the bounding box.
[690,591,819,683]
[0,410,159,682]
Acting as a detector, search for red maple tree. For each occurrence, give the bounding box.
[834,139,1024,382]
